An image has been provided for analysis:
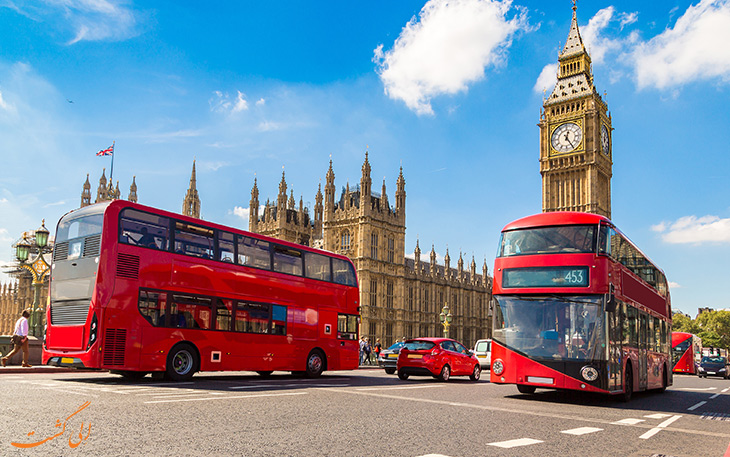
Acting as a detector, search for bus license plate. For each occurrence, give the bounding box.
[61,357,74,364]
[407,354,423,359]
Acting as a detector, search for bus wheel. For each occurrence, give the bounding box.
[257,371,273,377]
[438,364,451,382]
[166,343,198,382]
[305,350,325,378]
[470,364,481,381]
[657,366,667,393]
[621,365,633,402]
[517,384,536,394]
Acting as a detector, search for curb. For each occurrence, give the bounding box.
[0,367,105,374]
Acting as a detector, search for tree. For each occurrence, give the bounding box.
[672,313,701,334]
[696,311,730,352]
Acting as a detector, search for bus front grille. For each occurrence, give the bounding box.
[103,329,126,366]
[117,253,140,279]
[51,300,90,326]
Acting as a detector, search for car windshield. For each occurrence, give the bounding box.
[499,224,596,257]
[701,356,725,364]
[404,341,435,351]
[387,342,405,350]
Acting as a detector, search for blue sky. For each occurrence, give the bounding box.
[1,0,729,317]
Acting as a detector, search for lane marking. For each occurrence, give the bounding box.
[677,387,716,391]
[135,389,199,395]
[644,414,672,419]
[40,387,99,398]
[612,418,645,425]
[151,392,225,399]
[722,388,730,393]
[144,391,307,404]
[488,438,543,448]
[711,393,721,399]
[639,415,682,440]
[356,385,444,391]
[561,427,603,435]
[229,384,277,390]
[688,401,707,411]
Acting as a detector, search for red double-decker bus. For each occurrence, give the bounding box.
[490,212,672,401]
[672,332,701,374]
[43,200,360,381]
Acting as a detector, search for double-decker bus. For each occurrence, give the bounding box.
[672,332,701,374]
[490,212,671,401]
[43,200,360,381]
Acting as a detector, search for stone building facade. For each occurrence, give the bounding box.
[539,3,612,219]
[80,168,138,208]
[250,153,493,347]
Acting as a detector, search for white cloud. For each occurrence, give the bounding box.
[374,0,529,115]
[533,63,557,94]
[210,90,250,114]
[0,228,12,243]
[632,0,730,89]
[619,11,638,29]
[232,205,265,227]
[653,215,730,244]
[257,121,282,132]
[668,281,682,289]
[0,91,12,111]
[232,91,249,113]
[256,98,266,107]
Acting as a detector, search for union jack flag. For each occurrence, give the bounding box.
[96,142,114,156]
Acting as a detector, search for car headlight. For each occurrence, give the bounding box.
[720,368,726,372]
[698,367,705,372]
[492,359,504,375]
[581,366,599,382]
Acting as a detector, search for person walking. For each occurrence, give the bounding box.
[359,336,367,366]
[2,309,32,367]
[373,338,382,361]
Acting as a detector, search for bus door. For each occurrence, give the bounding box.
[638,313,648,390]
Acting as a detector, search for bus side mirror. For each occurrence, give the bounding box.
[605,284,616,313]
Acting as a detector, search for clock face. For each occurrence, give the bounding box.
[601,124,610,155]
[551,122,583,153]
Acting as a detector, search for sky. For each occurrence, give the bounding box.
[0,0,729,318]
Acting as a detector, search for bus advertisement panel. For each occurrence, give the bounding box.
[43,200,360,381]
[490,212,671,401]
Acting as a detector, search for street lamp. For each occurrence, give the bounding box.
[13,220,52,337]
[439,302,453,338]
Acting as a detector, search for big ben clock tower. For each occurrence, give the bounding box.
[539,1,612,219]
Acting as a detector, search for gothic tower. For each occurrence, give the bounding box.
[182,160,201,219]
[539,2,612,218]
[249,177,259,232]
[81,174,91,207]
[128,176,138,203]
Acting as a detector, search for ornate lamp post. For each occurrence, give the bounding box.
[439,302,453,338]
[13,221,52,337]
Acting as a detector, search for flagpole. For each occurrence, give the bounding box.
[109,141,115,184]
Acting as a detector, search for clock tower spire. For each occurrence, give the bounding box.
[539,1,612,218]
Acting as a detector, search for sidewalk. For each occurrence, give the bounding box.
[0,365,102,374]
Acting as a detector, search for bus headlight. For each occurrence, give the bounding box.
[87,313,98,350]
[581,366,599,382]
[492,359,504,375]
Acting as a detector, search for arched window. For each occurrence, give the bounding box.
[341,230,351,253]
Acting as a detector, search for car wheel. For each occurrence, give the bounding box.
[470,364,481,381]
[305,350,325,378]
[438,364,451,382]
[165,343,198,382]
[385,368,396,375]
[398,369,409,380]
[517,384,536,394]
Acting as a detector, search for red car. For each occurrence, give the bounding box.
[396,337,481,382]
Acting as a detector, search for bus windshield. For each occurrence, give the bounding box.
[498,224,596,257]
[57,211,104,243]
[493,295,605,362]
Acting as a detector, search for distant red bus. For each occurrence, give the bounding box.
[490,212,672,401]
[672,332,701,374]
[43,200,360,381]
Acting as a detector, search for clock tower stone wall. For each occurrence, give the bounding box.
[539,3,612,219]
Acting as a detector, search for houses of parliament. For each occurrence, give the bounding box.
[2,4,612,345]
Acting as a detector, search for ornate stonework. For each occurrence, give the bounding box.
[539,3,612,218]
[250,153,493,347]
[182,160,201,219]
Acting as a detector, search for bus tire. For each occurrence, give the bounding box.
[517,384,536,394]
[621,364,633,402]
[657,365,667,393]
[166,343,198,382]
[438,364,451,382]
[305,349,325,378]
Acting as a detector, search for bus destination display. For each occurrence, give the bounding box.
[502,266,589,288]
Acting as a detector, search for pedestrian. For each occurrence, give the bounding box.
[2,309,32,368]
[363,337,372,365]
[374,338,382,357]
[359,336,367,365]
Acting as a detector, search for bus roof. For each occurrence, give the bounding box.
[501,211,612,232]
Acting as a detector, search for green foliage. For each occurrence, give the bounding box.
[677,310,730,351]
[672,313,701,334]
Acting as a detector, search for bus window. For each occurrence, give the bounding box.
[120,209,169,250]
[333,258,357,286]
[58,213,104,242]
[338,314,358,340]
[218,231,235,263]
[238,236,271,269]
[138,289,167,327]
[598,224,614,256]
[305,252,331,281]
[271,305,287,336]
[174,222,214,259]
[235,302,270,334]
[170,294,212,329]
[273,246,303,276]
[215,298,232,331]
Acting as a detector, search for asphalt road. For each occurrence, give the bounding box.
[0,368,728,456]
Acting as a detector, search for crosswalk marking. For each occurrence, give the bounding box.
[144,391,308,404]
[561,427,602,435]
[488,438,543,449]
[639,415,682,440]
[612,418,644,425]
[644,413,672,419]
[687,401,707,411]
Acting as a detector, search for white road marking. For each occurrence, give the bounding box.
[488,438,543,448]
[40,387,99,398]
[229,384,277,390]
[677,387,716,391]
[722,388,730,393]
[561,427,603,435]
[612,418,645,425]
[144,391,308,404]
[710,393,721,399]
[639,415,682,440]
[135,389,199,395]
[644,414,672,419]
[356,385,444,391]
[416,454,450,457]
[687,401,707,411]
[151,392,225,398]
